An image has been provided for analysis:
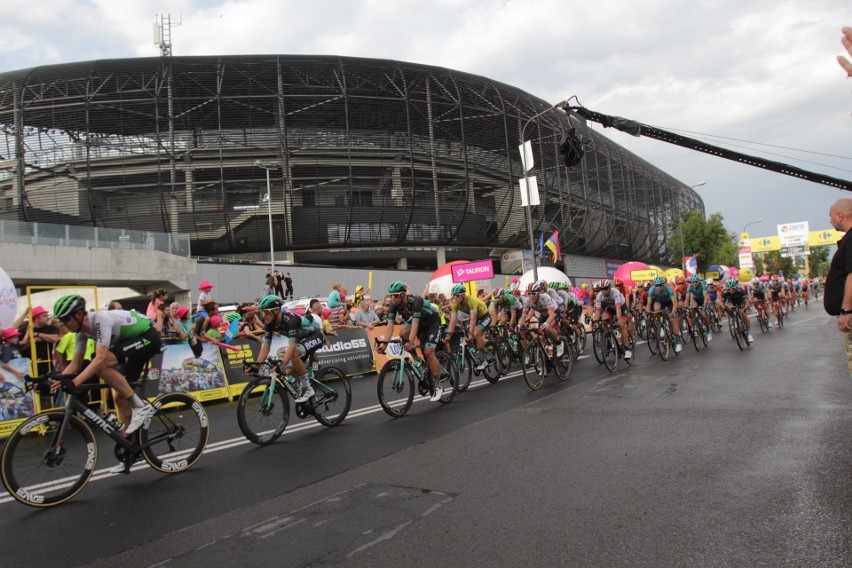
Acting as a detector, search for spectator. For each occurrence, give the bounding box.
[154,302,170,336]
[170,306,192,344]
[328,283,350,326]
[273,270,285,298]
[238,307,265,343]
[190,298,218,356]
[197,280,214,313]
[14,306,60,375]
[1,328,26,382]
[374,300,388,324]
[145,289,168,320]
[352,285,371,308]
[353,296,379,329]
[320,308,338,337]
[825,198,852,335]
[839,26,852,77]
[54,324,95,373]
[284,272,294,300]
[260,275,277,299]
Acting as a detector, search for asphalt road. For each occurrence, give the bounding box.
[1,304,850,567]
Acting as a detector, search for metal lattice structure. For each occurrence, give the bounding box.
[0,55,703,266]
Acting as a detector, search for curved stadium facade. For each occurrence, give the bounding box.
[0,55,703,268]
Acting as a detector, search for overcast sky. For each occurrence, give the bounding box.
[0,0,850,240]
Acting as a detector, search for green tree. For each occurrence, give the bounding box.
[808,246,830,278]
[758,251,795,277]
[668,211,738,271]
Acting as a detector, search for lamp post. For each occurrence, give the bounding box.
[254,160,280,272]
[520,102,564,281]
[742,218,762,237]
[679,181,706,270]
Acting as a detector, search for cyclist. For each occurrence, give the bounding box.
[767,275,786,325]
[685,275,712,341]
[50,295,160,435]
[517,279,563,356]
[646,276,683,353]
[254,294,325,403]
[721,279,755,344]
[801,278,810,307]
[489,288,520,329]
[612,278,636,349]
[592,279,631,360]
[748,276,771,328]
[558,282,586,342]
[446,283,493,371]
[378,281,446,402]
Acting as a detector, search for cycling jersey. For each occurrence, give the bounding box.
[545,289,564,310]
[76,310,152,354]
[674,284,688,302]
[263,312,317,344]
[648,284,675,303]
[451,296,489,318]
[686,283,706,300]
[387,295,441,324]
[491,293,520,314]
[722,285,749,305]
[522,293,556,313]
[594,288,626,310]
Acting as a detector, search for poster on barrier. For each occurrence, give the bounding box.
[221,337,262,397]
[0,358,38,437]
[148,343,230,403]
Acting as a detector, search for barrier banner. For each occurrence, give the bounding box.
[148,343,230,403]
[0,357,38,437]
[220,337,263,397]
[315,327,374,375]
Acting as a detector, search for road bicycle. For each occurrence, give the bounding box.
[753,300,770,334]
[688,307,709,351]
[449,330,502,387]
[726,304,752,350]
[703,303,723,333]
[1,372,208,507]
[375,339,458,417]
[598,317,635,372]
[647,310,676,361]
[518,326,573,390]
[237,356,351,446]
[485,324,517,372]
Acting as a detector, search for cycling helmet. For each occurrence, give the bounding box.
[548,282,558,290]
[751,277,760,285]
[451,283,466,295]
[224,312,242,323]
[687,275,699,283]
[725,279,738,288]
[493,288,505,298]
[613,277,623,287]
[388,280,407,294]
[675,276,686,285]
[530,279,547,293]
[558,282,570,290]
[771,274,779,281]
[257,295,284,310]
[653,276,666,286]
[599,279,612,290]
[53,294,86,320]
[512,288,521,297]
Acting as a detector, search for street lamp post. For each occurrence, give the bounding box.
[255,160,281,272]
[520,102,564,281]
[742,218,763,237]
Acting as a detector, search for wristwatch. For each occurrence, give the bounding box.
[840,309,852,315]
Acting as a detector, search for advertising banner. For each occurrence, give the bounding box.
[148,342,230,403]
[604,260,622,277]
[0,266,16,329]
[451,260,495,283]
[808,229,844,247]
[777,221,809,247]
[0,357,38,437]
[630,270,657,282]
[750,236,781,253]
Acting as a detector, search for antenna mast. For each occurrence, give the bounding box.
[153,14,180,57]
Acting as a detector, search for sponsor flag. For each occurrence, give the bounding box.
[544,231,562,262]
[682,253,699,276]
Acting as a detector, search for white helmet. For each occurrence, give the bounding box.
[751,277,760,285]
[705,278,714,285]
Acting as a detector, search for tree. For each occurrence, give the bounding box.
[758,251,795,277]
[808,246,830,278]
[667,211,738,271]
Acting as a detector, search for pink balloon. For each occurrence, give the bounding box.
[728,266,739,280]
[613,261,650,288]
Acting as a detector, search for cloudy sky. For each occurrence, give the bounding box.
[0,0,850,240]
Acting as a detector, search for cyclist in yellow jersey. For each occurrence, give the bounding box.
[444,284,493,371]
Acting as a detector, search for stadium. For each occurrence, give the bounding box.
[0,55,703,269]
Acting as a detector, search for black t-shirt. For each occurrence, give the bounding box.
[824,232,852,316]
[16,323,59,375]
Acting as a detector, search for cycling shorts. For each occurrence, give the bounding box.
[651,298,673,312]
[296,329,325,360]
[476,312,493,330]
[402,318,441,349]
[110,326,162,383]
[690,297,705,307]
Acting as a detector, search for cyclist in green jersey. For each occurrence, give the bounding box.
[50,295,161,435]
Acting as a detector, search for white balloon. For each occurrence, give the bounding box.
[0,266,17,329]
[517,267,573,291]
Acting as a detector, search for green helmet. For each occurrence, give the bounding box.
[387,280,407,294]
[558,282,570,290]
[548,282,558,289]
[451,284,466,295]
[725,279,738,288]
[224,312,242,323]
[53,294,86,319]
[257,295,284,310]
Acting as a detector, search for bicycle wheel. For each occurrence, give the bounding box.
[451,346,473,392]
[1,411,96,507]
[142,392,209,472]
[482,341,501,383]
[592,328,605,364]
[521,340,547,390]
[624,334,636,366]
[658,323,671,361]
[237,376,289,445]
[636,316,648,340]
[603,331,619,372]
[758,311,768,333]
[553,335,574,381]
[732,316,745,350]
[647,322,659,355]
[311,367,351,427]
[575,326,587,354]
[680,318,692,346]
[495,337,513,374]
[435,351,459,404]
[377,359,415,417]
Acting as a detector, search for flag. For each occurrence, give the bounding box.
[539,232,545,259]
[544,231,562,262]
[682,253,699,276]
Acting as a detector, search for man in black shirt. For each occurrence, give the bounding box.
[825,198,852,335]
[284,272,294,300]
[14,306,60,375]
